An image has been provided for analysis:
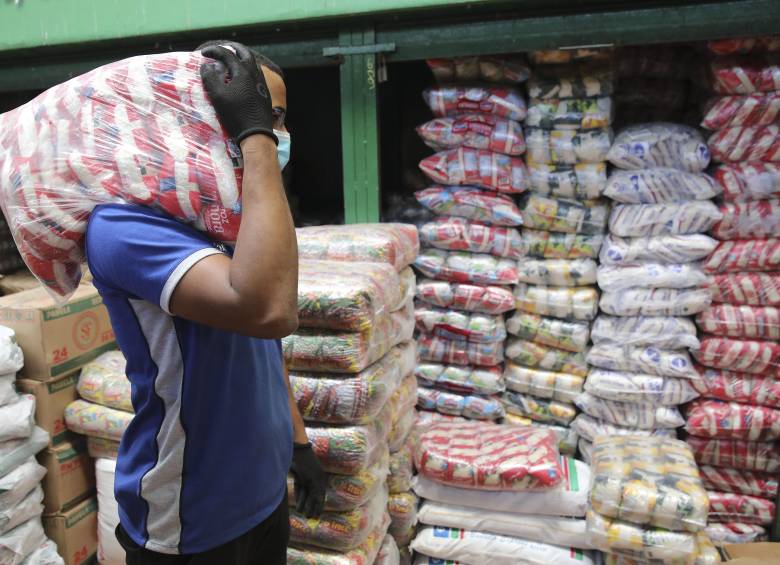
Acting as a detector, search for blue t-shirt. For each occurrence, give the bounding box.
[86,204,293,555]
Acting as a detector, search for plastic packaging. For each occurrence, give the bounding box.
[525,97,612,130]
[530,421,578,456]
[0,459,45,516]
[306,419,390,476]
[712,162,780,201]
[711,199,780,240]
[709,57,780,94]
[414,306,506,343]
[388,410,414,455]
[415,363,505,396]
[710,273,780,306]
[414,249,518,286]
[587,344,698,379]
[416,278,514,314]
[590,315,700,349]
[709,125,780,163]
[691,365,780,407]
[388,443,413,494]
[417,115,525,155]
[0,328,23,376]
[414,186,523,227]
[423,87,527,121]
[514,284,599,321]
[506,312,589,352]
[501,391,577,426]
[0,378,16,412]
[0,397,35,443]
[599,287,712,317]
[375,535,399,565]
[419,148,527,194]
[417,334,503,367]
[597,263,709,292]
[0,428,48,479]
[694,336,780,375]
[286,515,389,565]
[296,224,419,272]
[525,128,612,165]
[575,392,685,429]
[687,436,780,473]
[95,461,122,565]
[607,123,710,172]
[505,337,588,377]
[699,465,778,500]
[585,369,699,405]
[414,410,468,428]
[696,304,780,340]
[571,414,676,444]
[88,437,120,460]
[708,37,780,55]
[76,350,131,412]
[685,399,780,441]
[600,532,720,565]
[705,523,767,546]
[527,66,614,100]
[387,492,417,547]
[520,194,608,235]
[608,201,722,237]
[417,387,505,421]
[504,362,583,404]
[703,239,780,274]
[522,229,603,259]
[599,234,718,265]
[604,169,721,204]
[530,48,612,65]
[414,421,563,491]
[64,399,131,441]
[516,258,597,287]
[426,57,530,84]
[0,487,42,541]
[526,162,606,201]
[707,491,775,526]
[701,93,780,130]
[20,540,64,565]
[419,217,523,259]
[0,518,47,565]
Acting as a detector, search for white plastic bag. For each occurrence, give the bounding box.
[584,369,699,405]
[590,315,700,350]
[599,287,712,317]
[571,414,677,443]
[0,429,48,479]
[607,123,710,172]
[18,540,63,565]
[599,234,718,265]
[586,344,698,379]
[96,458,123,565]
[0,330,22,378]
[0,378,17,410]
[374,535,400,565]
[604,169,720,203]
[0,488,42,537]
[0,460,45,515]
[574,392,685,429]
[0,398,34,444]
[0,518,46,565]
[596,263,710,292]
[608,201,722,237]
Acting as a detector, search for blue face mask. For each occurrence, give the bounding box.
[275,130,291,170]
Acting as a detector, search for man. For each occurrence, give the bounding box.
[85,41,326,564]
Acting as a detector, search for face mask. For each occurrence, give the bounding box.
[275,130,291,170]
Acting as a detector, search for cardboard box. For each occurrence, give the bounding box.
[39,440,95,513]
[0,284,115,380]
[17,372,79,446]
[44,497,98,565]
[722,542,780,564]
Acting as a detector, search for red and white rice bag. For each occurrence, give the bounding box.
[415,278,515,314]
[696,304,780,339]
[705,522,767,545]
[712,162,780,201]
[423,87,527,121]
[419,148,528,193]
[707,37,780,56]
[693,336,780,375]
[604,169,720,204]
[609,201,722,237]
[688,436,780,473]
[607,123,710,172]
[415,186,523,226]
[685,399,780,441]
[699,465,778,500]
[707,125,780,163]
[419,217,524,258]
[707,491,776,526]
[426,56,530,84]
[417,115,525,155]
[710,199,780,240]
[708,56,780,94]
[417,334,503,367]
[414,305,506,343]
[599,234,718,265]
[703,239,780,273]
[701,93,780,130]
[709,273,780,305]
[691,365,780,407]
[414,249,518,286]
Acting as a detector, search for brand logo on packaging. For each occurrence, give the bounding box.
[72,312,99,351]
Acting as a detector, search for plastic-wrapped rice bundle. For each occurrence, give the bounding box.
[418,148,528,193]
[600,287,712,317]
[417,334,503,367]
[607,123,710,172]
[287,515,389,565]
[505,337,588,376]
[712,162,780,201]
[525,128,612,165]
[575,392,685,429]
[708,37,780,55]
[0,395,34,443]
[685,399,780,441]
[414,409,468,429]
[415,363,505,396]
[687,436,780,473]
[419,217,523,258]
[387,492,417,547]
[388,410,414,455]
[584,369,699,405]
[600,234,718,265]
[520,194,608,235]
[426,56,530,84]
[414,186,523,226]
[388,443,413,494]
[531,48,613,66]
[694,336,780,374]
[522,229,604,259]
[696,304,780,339]
[707,491,775,526]
[597,263,709,292]
[710,199,780,240]
[506,311,590,352]
[416,115,526,155]
[87,436,120,460]
[0,519,47,565]
[504,362,584,404]
[707,125,780,163]
[587,344,698,379]
[414,421,563,491]
[601,532,720,565]
[527,66,614,100]
[691,366,780,407]
[703,239,780,273]
[699,465,778,500]
[501,390,577,425]
[517,258,597,287]
[526,162,607,200]
[710,273,780,305]
[525,97,612,130]
[571,414,676,443]
[701,93,780,129]
[514,284,599,321]
[416,278,515,314]
[297,224,419,272]
[590,315,700,349]
[414,305,506,343]
[604,169,721,204]
[75,350,131,412]
[306,418,390,476]
[64,399,131,441]
[423,87,527,121]
[608,201,722,237]
[0,428,48,479]
[417,387,504,421]
[414,249,518,286]
[706,522,767,546]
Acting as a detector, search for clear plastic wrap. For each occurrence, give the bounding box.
[685,399,780,441]
[708,125,780,163]
[607,123,710,172]
[525,128,613,165]
[414,306,506,343]
[423,87,527,121]
[712,162,780,201]
[388,442,413,494]
[419,148,528,193]
[0,518,46,565]
[414,249,518,286]
[0,397,35,443]
[574,392,685,429]
[691,365,780,407]
[522,228,604,259]
[599,287,712,317]
[587,344,698,379]
[708,37,780,55]
[711,199,780,240]
[504,362,584,404]
[414,186,523,226]
[64,399,131,441]
[286,515,389,565]
[703,239,780,274]
[0,428,48,479]
[306,418,390,476]
[596,263,709,292]
[710,273,780,306]
[571,414,677,444]
[375,535,399,565]
[599,234,718,265]
[693,336,780,375]
[388,411,414,455]
[525,97,612,130]
[426,57,530,84]
[516,258,597,287]
[604,169,720,204]
[526,161,607,200]
[514,283,599,321]
[705,522,767,546]
[506,312,590,352]
[415,363,505,396]
[699,465,778,500]
[505,337,589,377]
[417,387,505,421]
[608,201,722,237]
[387,492,417,547]
[696,304,780,340]
[709,56,780,94]
[590,315,700,350]
[602,532,720,565]
[707,491,775,526]
[87,436,120,460]
[416,278,515,314]
[296,224,419,272]
[419,217,523,258]
[520,194,608,235]
[501,391,577,426]
[416,115,525,155]
[414,421,563,491]
[530,48,613,65]
[77,350,131,412]
[527,66,614,100]
[687,436,780,473]
[701,93,780,130]
[585,369,699,405]
[417,334,504,367]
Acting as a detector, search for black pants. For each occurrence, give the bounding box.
[116,493,289,565]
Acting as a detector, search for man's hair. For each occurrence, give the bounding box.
[195,39,284,79]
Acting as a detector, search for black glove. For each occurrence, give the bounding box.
[290,442,327,518]
[199,42,277,144]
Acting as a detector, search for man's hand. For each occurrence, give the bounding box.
[290,443,327,518]
[200,42,277,144]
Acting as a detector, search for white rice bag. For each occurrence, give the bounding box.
[0,398,35,443]
[590,315,700,349]
[608,201,722,237]
[571,414,677,443]
[586,344,698,379]
[0,460,46,514]
[574,392,685,429]
[599,234,718,265]
[607,123,710,172]
[584,369,699,405]
[597,263,710,292]
[599,287,712,317]
[604,169,720,203]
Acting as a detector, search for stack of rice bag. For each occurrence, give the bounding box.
[286,223,419,564]
[686,37,780,546]
[573,122,721,462]
[410,420,596,565]
[413,55,530,424]
[511,48,615,455]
